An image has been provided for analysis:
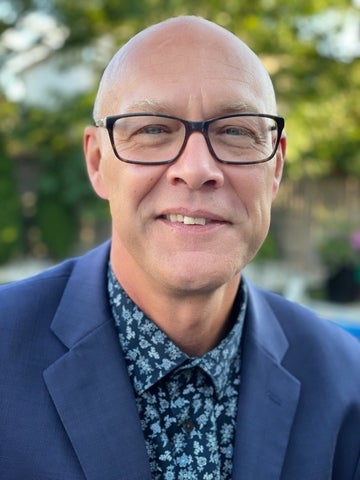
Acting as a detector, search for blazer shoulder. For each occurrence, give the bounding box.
[0,242,110,317]
[256,285,360,375]
[1,257,75,301]
[0,242,111,360]
[260,286,359,342]
[0,258,77,335]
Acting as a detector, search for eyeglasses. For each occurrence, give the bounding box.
[95,112,285,165]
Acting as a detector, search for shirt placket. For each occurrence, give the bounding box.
[165,365,221,479]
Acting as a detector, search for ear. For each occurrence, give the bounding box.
[83,126,109,200]
[272,133,286,199]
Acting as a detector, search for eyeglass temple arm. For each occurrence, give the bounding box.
[94,118,107,127]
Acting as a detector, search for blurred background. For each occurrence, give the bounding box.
[0,0,360,322]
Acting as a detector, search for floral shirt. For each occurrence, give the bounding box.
[108,266,247,480]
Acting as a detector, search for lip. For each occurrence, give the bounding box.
[158,208,229,225]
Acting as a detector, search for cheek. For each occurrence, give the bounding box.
[257,163,280,200]
[105,164,166,214]
[232,165,276,210]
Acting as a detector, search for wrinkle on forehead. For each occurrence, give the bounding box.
[116,98,261,123]
[93,16,277,119]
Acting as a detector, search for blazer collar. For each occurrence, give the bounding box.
[232,280,301,480]
[44,242,152,480]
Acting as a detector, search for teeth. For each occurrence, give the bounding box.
[184,215,206,225]
[167,214,207,225]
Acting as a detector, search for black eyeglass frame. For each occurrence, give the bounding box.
[95,112,285,166]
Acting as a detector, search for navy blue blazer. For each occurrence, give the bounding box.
[1,242,360,480]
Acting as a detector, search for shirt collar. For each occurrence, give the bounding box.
[108,265,247,398]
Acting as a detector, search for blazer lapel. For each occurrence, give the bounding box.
[43,243,151,480]
[232,282,301,480]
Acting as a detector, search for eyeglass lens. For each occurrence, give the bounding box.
[110,115,279,164]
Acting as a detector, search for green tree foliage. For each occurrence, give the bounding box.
[0,0,359,262]
[0,106,22,263]
[15,94,98,258]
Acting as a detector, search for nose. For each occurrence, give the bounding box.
[166,132,225,190]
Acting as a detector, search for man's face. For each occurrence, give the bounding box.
[85,21,285,298]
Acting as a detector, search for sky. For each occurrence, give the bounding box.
[0,6,69,101]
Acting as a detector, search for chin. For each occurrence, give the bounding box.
[162,266,240,296]
[151,249,247,294]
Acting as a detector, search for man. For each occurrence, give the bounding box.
[1,16,359,480]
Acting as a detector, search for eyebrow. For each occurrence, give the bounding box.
[214,101,260,115]
[122,99,260,117]
[123,99,173,114]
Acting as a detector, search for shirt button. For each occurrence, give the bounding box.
[182,419,195,433]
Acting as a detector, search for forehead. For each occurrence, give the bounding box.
[98,19,274,117]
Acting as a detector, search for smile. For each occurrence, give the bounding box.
[165,214,209,225]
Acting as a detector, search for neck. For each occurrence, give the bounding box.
[112,261,241,357]
[156,287,239,356]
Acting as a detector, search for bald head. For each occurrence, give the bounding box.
[93,16,277,120]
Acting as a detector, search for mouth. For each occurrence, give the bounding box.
[164,214,210,225]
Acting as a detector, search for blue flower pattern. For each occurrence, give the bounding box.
[108,267,247,480]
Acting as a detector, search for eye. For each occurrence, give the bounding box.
[223,126,252,136]
[217,124,257,141]
[137,124,170,135]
